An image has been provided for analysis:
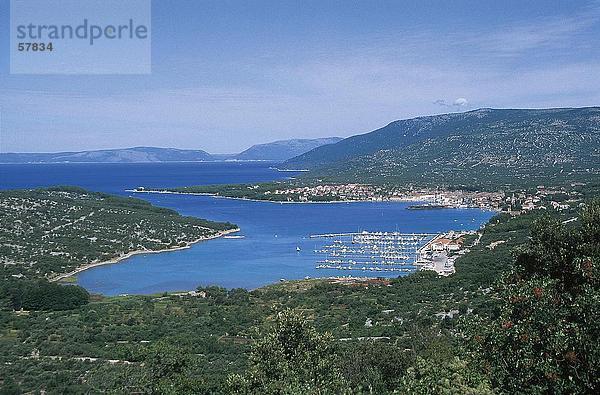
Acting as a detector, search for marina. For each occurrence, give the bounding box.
[312,230,473,275]
[312,231,436,272]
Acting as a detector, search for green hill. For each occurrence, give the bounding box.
[284,107,600,189]
[0,187,236,280]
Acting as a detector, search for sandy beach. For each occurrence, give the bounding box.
[49,227,240,282]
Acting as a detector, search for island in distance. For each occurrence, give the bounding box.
[231,137,343,161]
[0,137,342,164]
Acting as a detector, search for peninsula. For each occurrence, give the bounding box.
[0,187,238,281]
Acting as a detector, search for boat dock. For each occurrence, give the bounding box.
[310,231,438,272]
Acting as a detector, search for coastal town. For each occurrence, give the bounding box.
[262,182,587,213]
[138,181,590,214]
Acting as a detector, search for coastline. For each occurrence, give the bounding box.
[126,189,498,210]
[127,189,429,205]
[49,227,240,282]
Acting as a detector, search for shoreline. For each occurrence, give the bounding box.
[126,189,498,210]
[126,189,382,204]
[49,227,240,282]
[65,188,498,295]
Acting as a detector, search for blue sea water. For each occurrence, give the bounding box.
[0,162,292,194]
[0,162,495,295]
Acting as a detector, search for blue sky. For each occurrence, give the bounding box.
[1,0,599,153]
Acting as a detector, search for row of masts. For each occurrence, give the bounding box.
[311,231,437,272]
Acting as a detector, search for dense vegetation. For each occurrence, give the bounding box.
[3,198,597,393]
[465,202,599,393]
[161,182,373,203]
[0,187,237,280]
[0,279,89,311]
[164,182,297,202]
[232,201,599,394]
[284,107,600,189]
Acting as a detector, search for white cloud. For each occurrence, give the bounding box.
[453,98,469,107]
[434,98,470,110]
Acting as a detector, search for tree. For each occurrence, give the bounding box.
[466,200,600,393]
[337,340,411,393]
[397,356,493,395]
[0,376,22,395]
[227,309,348,394]
[0,279,89,311]
[142,341,204,394]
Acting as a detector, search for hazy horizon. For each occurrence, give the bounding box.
[0,136,347,155]
[1,0,600,153]
[3,104,600,154]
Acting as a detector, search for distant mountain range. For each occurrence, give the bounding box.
[0,147,213,164]
[5,107,599,190]
[283,107,600,188]
[234,137,343,161]
[0,138,342,163]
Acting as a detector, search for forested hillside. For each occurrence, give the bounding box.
[285,107,600,189]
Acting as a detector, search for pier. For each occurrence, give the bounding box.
[310,231,438,272]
